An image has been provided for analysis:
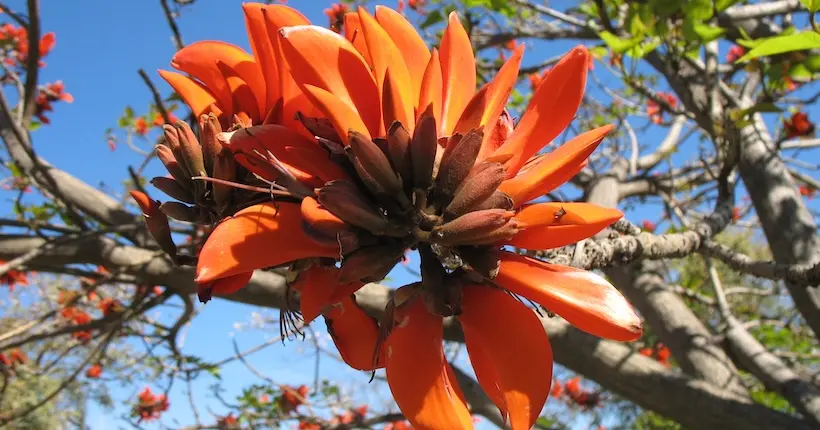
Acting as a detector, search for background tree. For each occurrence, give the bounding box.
[0,0,819,428]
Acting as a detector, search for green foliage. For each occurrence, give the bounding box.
[800,0,820,13]
[737,31,820,62]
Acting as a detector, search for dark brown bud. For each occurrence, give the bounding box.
[211,149,236,213]
[174,120,207,178]
[338,242,405,283]
[411,113,438,192]
[466,218,523,245]
[387,121,412,186]
[199,113,223,173]
[156,145,192,190]
[431,208,514,245]
[459,247,501,279]
[129,191,177,259]
[297,112,342,144]
[435,127,484,205]
[318,180,389,235]
[159,201,200,223]
[150,177,195,204]
[470,190,514,212]
[347,131,403,196]
[445,161,506,218]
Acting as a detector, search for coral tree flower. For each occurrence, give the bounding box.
[149,4,642,430]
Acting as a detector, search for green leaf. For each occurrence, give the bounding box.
[123,105,134,119]
[419,9,444,29]
[737,31,820,62]
[716,0,743,11]
[598,30,643,53]
[627,38,661,59]
[684,0,714,20]
[27,121,41,131]
[693,23,726,42]
[805,54,820,72]
[729,103,782,122]
[788,63,814,81]
[800,0,820,13]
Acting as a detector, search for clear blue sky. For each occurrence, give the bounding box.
[3,0,819,428]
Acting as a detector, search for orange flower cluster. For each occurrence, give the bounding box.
[800,185,816,199]
[61,305,93,343]
[0,348,27,373]
[783,112,815,139]
[384,420,414,430]
[558,377,602,409]
[217,412,239,429]
[726,45,745,64]
[144,4,644,429]
[639,342,671,367]
[134,387,170,423]
[0,23,55,67]
[278,384,309,413]
[98,297,124,317]
[324,3,348,32]
[35,81,73,124]
[647,92,677,124]
[397,0,426,14]
[0,259,28,291]
[641,220,656,233]
[86,363,102,378]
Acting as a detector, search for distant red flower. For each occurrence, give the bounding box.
[784,112,815,139]
[550,379,563,398]
[638,347,654,357]
[647,93,677,124]
[609,54,622,68]
[259,394,270,404]
[324,3,348,33]
[9,348,26,365]
[641,220,656,232]
[217,412,239,429]
[564,376,581,397]
[732,207,741,222]
[0,260,28,291]
[298,422,321,430]
[726,45,745,64]
[134,117,149,136]
[279,384,309,413]
[800,185,816,199]
[638,343,672,367]
[34,80,72,124]
[98,298,123,317]
[384,421,413,430]
[86,364,102,378]
[0,353,10,368]
[135,387,170,423]
[528,68,549,92]
[152,112,180,126]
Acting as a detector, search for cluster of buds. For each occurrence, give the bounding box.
[60,306,93,343]
[134,387,170,423]
[639,342,672,367]
[726,45,745,64]
[552,377,603,410]
[0,348,27,375]
[97,297,124,317]
[783,112,815,139]
[0,259,29,291]
[297,405,368,429]
[647,92,678,124]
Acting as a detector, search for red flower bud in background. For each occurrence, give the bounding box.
[641,220,656,232]
[784,112,815,139]
[86,364,102,378]
[726,45,745,63]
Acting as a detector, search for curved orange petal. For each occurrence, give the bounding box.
[439,12,476,136]
[216,61,260,122]
[499,125,612,206]
[358,7,414,133]
[243,3,277,115]
[459,285,552,429]
[493,46,590,177]
[221,124,332,183]
[477,45,524,160]
[279,25,381,137]
[452,84,489,136]
[418,48,443,132]
[263,5,311,126]
[324,295,385,370]
[195,202,339,283]
[158,70,222,118]
[300,84,371,143]
[505,202,623,249]
[343,12,372,66]
[375,6,431,109]
[496,252,643,342]
[301,196,347,238]
[293,266,363,324]
[281,91,325,137]
[209,271,254,296]
[171,41,266,121]
[382,67,415,133]
[385,297,473,429]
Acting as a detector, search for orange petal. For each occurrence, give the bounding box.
[324,295,384,370]
[293,266,363,324]
[382,67,415,133]
[301,196,347,238]
[280,91,325,137]
[496,252,643,342]
[459,285,552,429]
[375,6,431,109]
[358,7,414,134]
[195,202,339,283]
[158,70,222,118]
[343,12,372,66]
[418,48,443,132]
[171,41,266,121]
[300,84,372,143]
[216,61,260,122]
[477,45,524,160]
[439,12,476,136]
[505,202,623,249]
[221,124,332,183]
[499,125,612,206]
[279,25,381,137]
[493,46,590,177]
[243,4,277,115]
[209,271,254,296]
[263,5,311,125]
[385,297,474,429]
[452,84,489,136]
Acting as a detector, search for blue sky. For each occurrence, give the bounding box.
[2,0,819,429]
